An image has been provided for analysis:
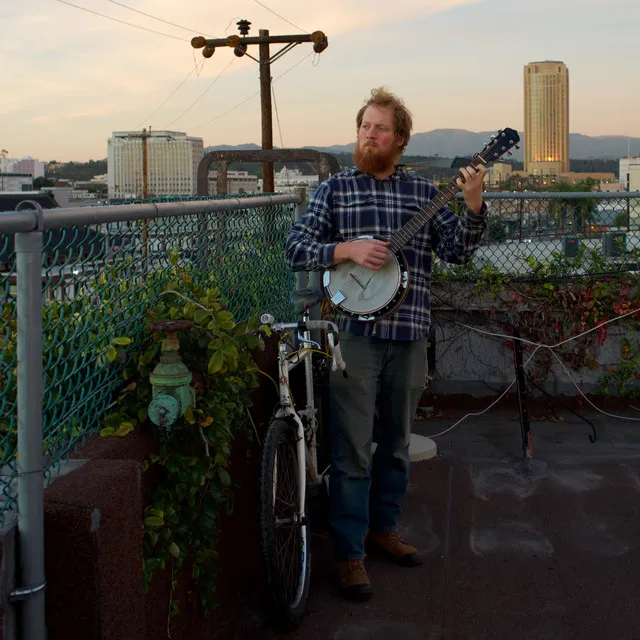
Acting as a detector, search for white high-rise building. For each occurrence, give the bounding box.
[620,156,640,191]
[107,130,204,199]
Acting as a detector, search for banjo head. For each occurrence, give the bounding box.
[323,247,409,321]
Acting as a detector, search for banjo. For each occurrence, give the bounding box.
[322,127,520,322]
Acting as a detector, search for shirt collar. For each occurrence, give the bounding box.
[349,164,411,182]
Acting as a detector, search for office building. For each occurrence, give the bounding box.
[524,61,570,176]
[107,130,203,199]
[620,156,640,191]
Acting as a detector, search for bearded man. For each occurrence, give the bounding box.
[285,87,487,601]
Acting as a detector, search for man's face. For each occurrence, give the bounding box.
[354,105,404,174]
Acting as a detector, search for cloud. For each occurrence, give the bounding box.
[245,0,481,36]
[32,107,118,123]
[1,1,479,147]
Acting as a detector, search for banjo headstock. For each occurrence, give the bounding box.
[473,127,521,168]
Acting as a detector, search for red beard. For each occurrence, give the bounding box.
[353,142,397,175]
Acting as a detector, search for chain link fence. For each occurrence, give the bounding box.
[0,194,298,525]
[1,190,640,525]
[438,192,640,280]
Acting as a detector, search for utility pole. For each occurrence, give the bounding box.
[124,129,151,254]
[142,128,149,199]
[132,127,150,199]
[192,20,328,194]
[259,30,273,193]
[0,149,7,193]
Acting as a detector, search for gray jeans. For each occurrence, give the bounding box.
[329,333,428,560]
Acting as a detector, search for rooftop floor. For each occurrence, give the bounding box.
[262,405,640,640]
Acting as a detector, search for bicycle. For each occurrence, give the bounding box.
[258,287,346,628]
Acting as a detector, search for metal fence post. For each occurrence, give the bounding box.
[293,188,308,292]
[14,202,46,639]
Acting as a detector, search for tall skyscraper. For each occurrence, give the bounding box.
[524,61,570,176]
[107,130,203,199]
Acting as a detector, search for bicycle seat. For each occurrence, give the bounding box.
[290,287,323,314]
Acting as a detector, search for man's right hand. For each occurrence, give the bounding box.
[334,239,390,271]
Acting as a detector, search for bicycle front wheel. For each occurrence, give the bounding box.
[260,418,310,628]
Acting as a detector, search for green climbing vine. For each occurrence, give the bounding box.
[101,263,271,617]
[431,241,640,397]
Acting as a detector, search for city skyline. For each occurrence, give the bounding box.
[1,0,638,162]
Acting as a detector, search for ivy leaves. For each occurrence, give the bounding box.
[100,266,265,619]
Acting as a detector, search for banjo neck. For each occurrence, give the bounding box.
[387,157,485,254]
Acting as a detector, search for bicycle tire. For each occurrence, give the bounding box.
[260,418,311,628]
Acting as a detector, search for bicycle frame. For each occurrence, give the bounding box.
[273,310,322,524]
[259,306,344,621]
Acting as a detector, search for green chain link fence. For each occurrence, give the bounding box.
[0,194,298,525]
[1,190,640,525]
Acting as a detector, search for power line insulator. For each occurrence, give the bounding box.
[237,19,251,35]
[191,36,206,49]
[313,38,328,54]
[234,44,247,58]
[202,45,216,58]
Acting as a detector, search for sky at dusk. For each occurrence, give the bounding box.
[1,0,638,162]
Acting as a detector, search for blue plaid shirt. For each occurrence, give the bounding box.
[285,166,487,341]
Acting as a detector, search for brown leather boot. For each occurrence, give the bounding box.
[335,559,373,601]
[366,531,422,567]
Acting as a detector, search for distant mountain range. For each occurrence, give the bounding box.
[205,129,639,161]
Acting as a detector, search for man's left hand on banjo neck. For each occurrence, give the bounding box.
[456,163,488,215]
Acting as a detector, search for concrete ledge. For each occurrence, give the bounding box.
[44,459,145,640]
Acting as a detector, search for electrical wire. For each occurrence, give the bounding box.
[194,89,261,129]
[285,347,330,361]
[425,306,640,439]
[136,60,206,128]
[103,0,218,37]
[524,370,597,441]
[60,1,219,129]
[54,0,187,41]
[246,407,262,446]
[194,51,314,130]
[252,0,308,32]
[274,50,315,80]
[272,83,284,149]
[257,368,279,395]
[225,16,244,36]
[451,304,640,351]
[163,57,236,128]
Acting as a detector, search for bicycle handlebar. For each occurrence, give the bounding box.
[259,314,338,335]
[259,313,347,376]
[326,331,347,373]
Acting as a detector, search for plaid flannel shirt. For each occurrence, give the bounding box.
[285,166,487,341]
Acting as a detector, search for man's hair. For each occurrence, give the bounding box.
[355,87,413,153]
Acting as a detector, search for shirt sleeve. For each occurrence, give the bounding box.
[429,187,488,265]
[284,180,339,272]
